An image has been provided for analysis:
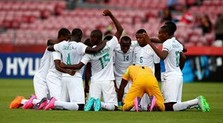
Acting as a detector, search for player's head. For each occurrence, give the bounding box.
[57,28,71,42]
[90,29,103,45]
[103,35,113,42]
[135,29,147,47]
[120,36,131,53]
[164,21,177,35]
[71,28,82,42]
[158,21,176,42]
[84,38,93,47]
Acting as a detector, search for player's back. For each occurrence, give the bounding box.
[82,36,118,81]
[124,65,154,82]
[47,51,62,77]
[163,37,183,75]
[54,41,87,77]
[34,48,51,80]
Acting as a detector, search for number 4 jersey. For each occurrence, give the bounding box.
[81,36,119,81]
[54,41,87,77]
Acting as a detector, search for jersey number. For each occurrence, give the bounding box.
[99,53,110,69]
[124,55,129,61]
[175,51,180,67]
[67,53,71,65]
[140,56,143,63]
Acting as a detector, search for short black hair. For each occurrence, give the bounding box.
[136,29,147,34]
[103,35,113,41]
[91,30,103,40]
[84,38,92,47]
[58,28,70,38]
[121,36,131,43]
[164,21,177,36]
[72,28,82,37]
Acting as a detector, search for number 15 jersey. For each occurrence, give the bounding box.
[162,37,183,75]
[81,36,118,81]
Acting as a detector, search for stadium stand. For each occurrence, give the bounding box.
[0,0,223,48]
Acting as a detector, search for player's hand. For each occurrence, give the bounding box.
[68,69,75,76]
[47,39,58,45]
[142,33,151,44]
[103,9,112,16]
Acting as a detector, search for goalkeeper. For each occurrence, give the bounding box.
[117,65,165,112]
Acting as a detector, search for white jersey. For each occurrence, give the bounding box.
[34,49,51,81]
[162,37,183,76]
[48,51,62,77]
[132,41,160,74]
[54,41,87,77]
[81,36,118,81]
[114,45,134,78]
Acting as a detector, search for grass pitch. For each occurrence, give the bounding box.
[0,79,222,123]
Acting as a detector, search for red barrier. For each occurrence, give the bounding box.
[185,46,223,56]
[0,44,223,56]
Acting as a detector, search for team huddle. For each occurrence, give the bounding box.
[9,9,210,112]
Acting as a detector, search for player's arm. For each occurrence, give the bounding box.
[114,79,119,93]
[177,39,187,52]
[61,54,89,70]
[143,33,168,60]
[47,45,55,51]
[47,39,59,51]
[47,39,58,46]
[179,52,186,70]
[54,60,75,75]
[103,9,123,40]
[84,62,91,97]
[117,79,128,103]
[85,41,106,54]
[52,51,74,74]
[150,38,162,43]
[61,62,85,70]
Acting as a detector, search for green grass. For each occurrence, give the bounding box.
[0,79,223,123]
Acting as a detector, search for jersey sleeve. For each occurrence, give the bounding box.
[179,43,183,52]
[122,67,130,81]
[162,40,172,52]
[53,41,65,53]
[153,52,160,64]
[113,50,116,66]
[52,51,61,60]
[77,43,88,55]
[80,54,91,65]
[108,36,119,50]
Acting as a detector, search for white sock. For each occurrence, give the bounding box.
[32,99,40,105]
[101,102,115,110]
[21,98,40,105]
[140,94,150,111]
[21,99,28,105]
[55,101,79,110]
[173,98,198,111]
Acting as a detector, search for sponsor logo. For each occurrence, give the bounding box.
[6,57,40,76]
